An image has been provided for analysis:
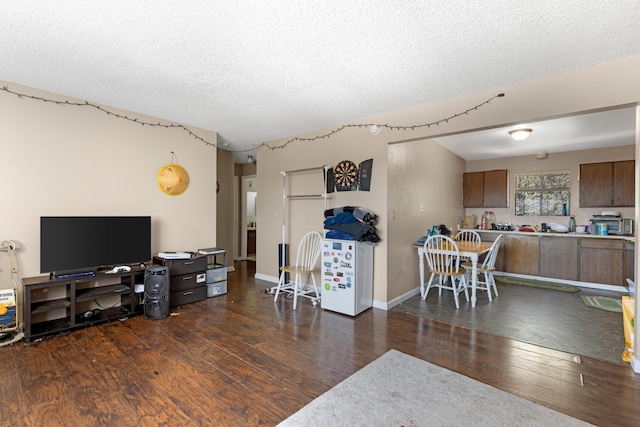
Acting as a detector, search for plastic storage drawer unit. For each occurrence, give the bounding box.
[198,247,228,297]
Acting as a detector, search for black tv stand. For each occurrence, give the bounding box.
[24,268,146,343]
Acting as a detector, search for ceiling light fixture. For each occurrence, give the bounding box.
[369,125,380,135]
[508,128,532,141]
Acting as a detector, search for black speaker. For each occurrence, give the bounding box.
[278,243,289,284]
[144,266,169,320]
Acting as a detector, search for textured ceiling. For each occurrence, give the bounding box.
[1,1,639,162]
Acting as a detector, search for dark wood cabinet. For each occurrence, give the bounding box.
[579,238,624,286]
[580,160,635,207]
[463,170,508,208]
[624,240,635,285]
[247,229,256,255]
[613,160,635,206]
[539,236,578,280]
[483,170,508,207]
[477,232,631,287]
[463,172,483,207]
[503,234,539,276]
[579,162,611,207]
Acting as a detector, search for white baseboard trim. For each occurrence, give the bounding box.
[254,273,391,311]
[374,287,421,311]
[493,272,628,293]
[631,355,640,373]
[255,273,278,283]
[253,271,627,314]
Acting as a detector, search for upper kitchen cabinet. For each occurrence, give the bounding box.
[463,169,508,208]
[612,160,635,206]
[579,160,635,207]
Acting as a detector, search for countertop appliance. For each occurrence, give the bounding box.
[588,216,633,235]
[320,239,374,316]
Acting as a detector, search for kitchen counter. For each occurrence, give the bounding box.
[470,229,635,242]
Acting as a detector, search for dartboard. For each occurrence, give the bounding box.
[334,160,358,191]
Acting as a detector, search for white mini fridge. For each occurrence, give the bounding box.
[320,239,374,316]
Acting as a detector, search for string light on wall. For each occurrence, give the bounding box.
[0,85,504,154]
[257,93,506,151]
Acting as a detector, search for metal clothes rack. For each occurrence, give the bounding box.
[273,166,331,295]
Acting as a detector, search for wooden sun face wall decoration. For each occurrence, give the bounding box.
[328,159,373,192]
[157,164,189,195]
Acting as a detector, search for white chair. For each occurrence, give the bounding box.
[422,235,469,309]
[462,234,503,302]
[454,230,481,266]
[454,230,481,243]
[274,231,322,310]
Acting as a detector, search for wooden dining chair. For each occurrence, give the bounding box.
[274,231,323,309]
[422,235,469,309]
[462,234,503,301]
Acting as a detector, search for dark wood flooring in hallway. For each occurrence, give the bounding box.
[1,260,639,426]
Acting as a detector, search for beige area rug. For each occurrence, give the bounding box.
[278,349,593,427]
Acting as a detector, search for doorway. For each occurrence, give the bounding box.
[240,175,257,261]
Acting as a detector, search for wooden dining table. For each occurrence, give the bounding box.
[414,240,492,307]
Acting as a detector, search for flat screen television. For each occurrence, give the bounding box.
[40,216,151,277]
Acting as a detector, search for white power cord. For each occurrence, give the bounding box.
[0,239,24,346]
[1,240,21,286]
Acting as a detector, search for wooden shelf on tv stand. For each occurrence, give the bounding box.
[22,268,146,343]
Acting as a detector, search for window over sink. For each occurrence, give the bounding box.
[515,171,570,216]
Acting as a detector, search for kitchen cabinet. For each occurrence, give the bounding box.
[463,169,508,208]
[503,234,539,276]
[463,172,483,207]
[247,229,256,255]
[539,236,578,280]
[613,160,635,206]
[579,238,624,286]
[579,160,635,207]
[474,230,631,287]
[625,240,635,284]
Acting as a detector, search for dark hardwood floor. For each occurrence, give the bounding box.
[1,260,639,426]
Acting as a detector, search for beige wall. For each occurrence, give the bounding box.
[0,81,218,288]
[387,139,465,305]
[465,145,636,229]
[256,127,388,303]
[255,54,640,308]
[238,162,257,177]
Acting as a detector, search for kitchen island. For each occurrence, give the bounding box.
[472,230,634,291]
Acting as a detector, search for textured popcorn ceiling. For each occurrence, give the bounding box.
[1,1,639,162]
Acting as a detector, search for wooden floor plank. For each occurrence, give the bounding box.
[2,260,639,427]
